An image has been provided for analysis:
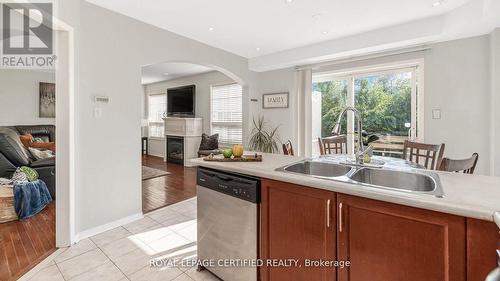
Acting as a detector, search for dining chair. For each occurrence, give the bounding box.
[319,135,347,155]
[282,140,294,156]
[402,140,445,170]
[438,153,479,174]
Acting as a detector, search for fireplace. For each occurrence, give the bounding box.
[166,136,184,165]
[163,117,202,166]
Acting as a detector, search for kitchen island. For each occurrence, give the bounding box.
[191,153,500,281]
[191,153,500,222]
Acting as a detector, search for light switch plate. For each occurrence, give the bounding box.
[432,109,441,119]
[94,107,102,119]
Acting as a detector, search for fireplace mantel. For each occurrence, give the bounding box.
[163,117,203,166]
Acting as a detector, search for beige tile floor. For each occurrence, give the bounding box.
[25,197,220,281]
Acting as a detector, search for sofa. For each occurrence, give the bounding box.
[0,125,56,198]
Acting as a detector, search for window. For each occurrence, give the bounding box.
[148,94,166,138]
[210,83,243,147]
[312,63,422,157]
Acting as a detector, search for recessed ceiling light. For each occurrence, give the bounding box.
[256,47,261,51]
[432,1,442,7]
[322,31,328,35]
[208,27,215,31]
[285,0,294,3]
[312,13,323,21]
[163,72,169,76]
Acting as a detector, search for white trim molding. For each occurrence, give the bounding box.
[74,212,143,242]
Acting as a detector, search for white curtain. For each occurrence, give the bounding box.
[295,68,312,157]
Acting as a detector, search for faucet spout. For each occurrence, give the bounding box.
[332,106,367,164]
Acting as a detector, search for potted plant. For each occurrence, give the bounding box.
[248,116,281,153]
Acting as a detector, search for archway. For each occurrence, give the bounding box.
[140,61,246,213]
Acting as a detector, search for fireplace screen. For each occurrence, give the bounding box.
[167,136,184,165]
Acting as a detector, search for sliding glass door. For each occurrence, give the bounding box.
[312,78,348,156]
[312,65,421,157]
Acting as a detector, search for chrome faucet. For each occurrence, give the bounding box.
[332,106,371,164]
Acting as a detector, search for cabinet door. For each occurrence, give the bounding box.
[337,194,466,281]
[260,179,336,281]
[466,218,499,281]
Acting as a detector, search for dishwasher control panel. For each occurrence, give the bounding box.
[197,167,261,203]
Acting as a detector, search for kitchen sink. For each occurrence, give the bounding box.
[350,167,444,197]
[277,160,444,197]
[283,161,352,178]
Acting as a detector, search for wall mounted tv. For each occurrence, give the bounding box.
[167,85,195,117]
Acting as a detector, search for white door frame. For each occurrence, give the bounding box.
[7,0,75,248]
[53,18,75,247]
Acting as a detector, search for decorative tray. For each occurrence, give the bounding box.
[203,154,262,162]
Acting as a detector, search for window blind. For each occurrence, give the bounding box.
[211,83,243,146]
[148,94,166,138]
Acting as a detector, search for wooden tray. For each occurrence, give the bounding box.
[203,154,262,162]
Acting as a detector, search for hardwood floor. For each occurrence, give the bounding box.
[0,202,56,281]
[142,155,197,213]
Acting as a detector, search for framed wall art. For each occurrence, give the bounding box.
[39,82,55,118]
[262,92,289,109]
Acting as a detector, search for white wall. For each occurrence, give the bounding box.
[0,70,56,126]
[423,35,490,175]
[143,71,234,157]
[56,0,258,236]
[251,68,296,147]
[256,34,493,174]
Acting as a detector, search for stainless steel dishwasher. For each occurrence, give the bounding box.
[197,167,260,281]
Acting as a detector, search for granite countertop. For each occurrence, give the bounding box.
[191,153,500,225]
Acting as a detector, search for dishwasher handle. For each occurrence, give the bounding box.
[199,169,231,181]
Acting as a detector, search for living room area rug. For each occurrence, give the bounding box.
[142,166,171,180]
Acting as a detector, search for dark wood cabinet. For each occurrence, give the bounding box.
[336,194,466,281]
[260,179,336,281]
[466,218,499,281]
[259,178,499,281]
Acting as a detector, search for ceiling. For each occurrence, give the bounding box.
[87,0,472,58]
[141,62,214,85]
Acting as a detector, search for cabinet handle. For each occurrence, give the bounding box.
[326,199,331,228]
[339,202,343,232]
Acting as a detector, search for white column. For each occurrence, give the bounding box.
[491,28,500,176]
[295,69,312,157]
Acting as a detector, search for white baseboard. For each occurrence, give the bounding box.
[147,152,164,158]
[74,212,143,242]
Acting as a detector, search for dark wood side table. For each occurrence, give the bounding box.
[142,137,148,155]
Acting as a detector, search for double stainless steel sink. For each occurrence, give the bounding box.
[277,159,444,197]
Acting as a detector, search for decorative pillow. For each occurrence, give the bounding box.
[20,166,39,182]
[28,147,55,160]
[11,168,29,185]
[0,177,13,185]
[199,133,219,150]
[19,134,34,148]
[33,137,45,143]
